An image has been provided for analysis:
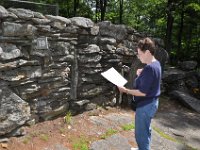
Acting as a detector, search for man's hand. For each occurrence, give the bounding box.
[136,68,143,76]
[118,86,128,94]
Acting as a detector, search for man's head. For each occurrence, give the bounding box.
[136,38,155,64]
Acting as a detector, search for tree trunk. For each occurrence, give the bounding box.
[73,0,79,17]
[119,0,123,24]
[165,0,174,54]
[95,0,100,22]
[177,0,185,60]
[100,0,107,21]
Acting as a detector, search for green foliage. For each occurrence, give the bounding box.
[39,134,49,141]
[64,111,72,124]
[100,128,118,139]
[72,137,89,150]
[22,136,32,144]
[153,126,177,142]
[121,123,135,131]
[186,3,200,12]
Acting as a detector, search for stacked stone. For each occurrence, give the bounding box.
[0,5,76,137]
[74,21,142,110]
[0,5,146,137]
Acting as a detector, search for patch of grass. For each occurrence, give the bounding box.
[152,126,177,142]
[64,111,72,124]
[72,137,89,150]
[185,145,198,150]
[100,128,118,139]
[30,131,40,137]
[121,123,135,131]
[153,126,198,149]
[22,136,32,144]
[39,134,49,141]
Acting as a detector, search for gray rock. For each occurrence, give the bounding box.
[50,42,71,56]
[154,48,169,73]
[153,111,200,149]
[0,59,40,70]
[179,61,198,71]
[78,54,102,63]
[0,66,42,81]
[8,8,34,19]
[81,68,103,74]
[85,103,97,111]
[32,11,45,19]
[90,25,99,35]
[7,12,18,19]
[2,22,36,36]
[163,68,185,83]
[166,80,189,93]
[78,85,105,98]
[0,44,21,60]
[79,44,100,54]
[7,127,26,137]
[64,25,80,33]
[99,37,117,45]
[70,17,94,28]
[170,90,200,113]
[0,87,31,136]
[50,21,66,30]
[40,103,69,121]
[0,5,9,18]
[185,76,199,89]
[32,18,51,24]
[36,25,51,32]
[89,116,116,129]
[0,138,9,143]
[46,15,71,24]
[98,21,127,41]
[43,144,69,150]
[104,113,133,126]
[151,129,184,150]
[90,134,132,150]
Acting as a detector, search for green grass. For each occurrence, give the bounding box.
[39,134,49,141]
[152,126,177,142]
[72,137,89,150]
[22,136,32,144]
[64,111,72,124]
[121,123,135,131]
[153,126,198,150]
[100,128,118,139]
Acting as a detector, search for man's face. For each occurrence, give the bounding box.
[137,48,148,64]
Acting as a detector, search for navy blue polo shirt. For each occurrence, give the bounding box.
[134,60,161,108]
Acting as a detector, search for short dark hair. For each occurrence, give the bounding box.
[137,37,155,55]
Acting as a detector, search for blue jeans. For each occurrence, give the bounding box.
[135,99,159,150]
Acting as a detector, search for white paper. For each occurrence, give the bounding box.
[101,67,127,87]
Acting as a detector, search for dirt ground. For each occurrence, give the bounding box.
[0,106,136,150]
[0,95,196,150]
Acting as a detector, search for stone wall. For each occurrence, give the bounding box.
[0,5,151,137]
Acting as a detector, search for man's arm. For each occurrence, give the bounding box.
[118,86,146,97]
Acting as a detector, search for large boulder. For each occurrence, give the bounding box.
[170,90,200,113]
[0,86,31,136]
